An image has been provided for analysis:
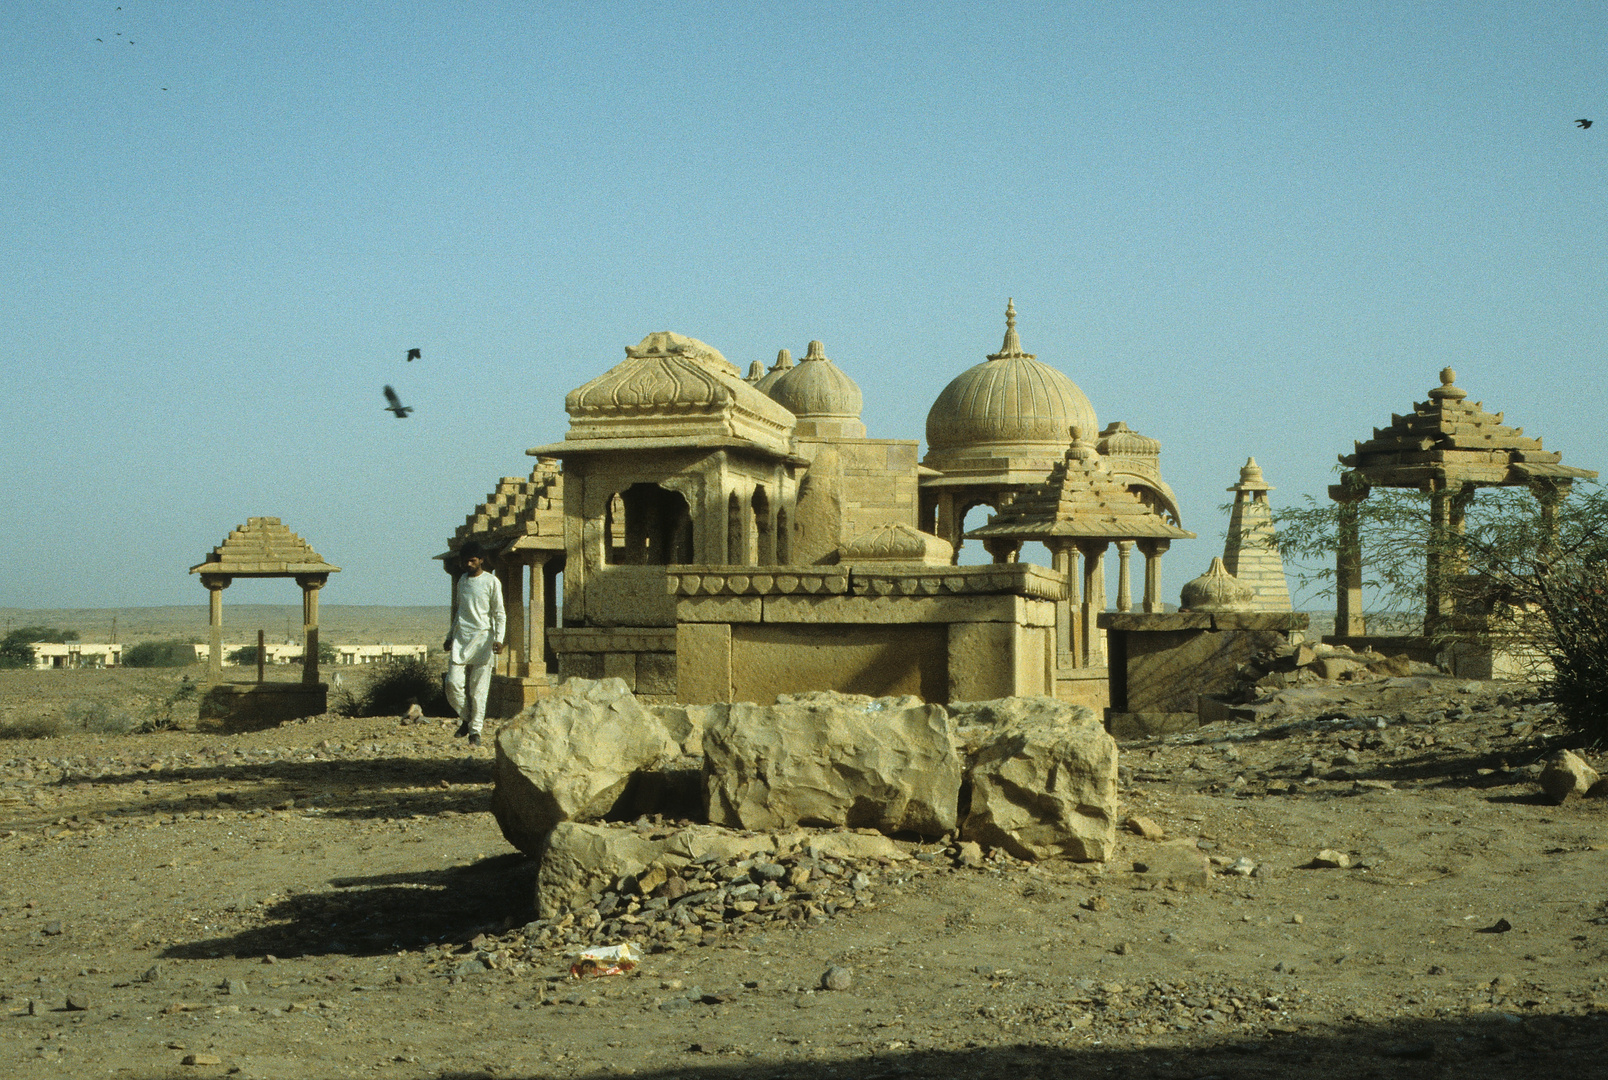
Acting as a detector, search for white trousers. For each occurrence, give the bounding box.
[444,659,494,734]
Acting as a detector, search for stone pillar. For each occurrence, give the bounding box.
[1049,540,1080,668]
[528,554,550,677]
[1330,477,1369,637]
[296,574,327,686]
[1531,481,1564,558]
[499,562,525,677]
[1138,539,1169,613]
[1078,541,1108,665]
[201,574,230,679]
[1116,541,1134,613]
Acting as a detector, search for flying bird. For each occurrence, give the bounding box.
[383,385,413,418]
[406,347,421,361]
[1578,119,1593,129]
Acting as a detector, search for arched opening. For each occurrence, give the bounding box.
[752,486,773,565]
[1019,541,1053,569]
[955,499,999,566]
[611,483,696,566]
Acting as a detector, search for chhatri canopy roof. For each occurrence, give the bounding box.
[967,430,1195,543]
[1341,368,1597,489]
[189,517,340,578]
[924,301,1099,460]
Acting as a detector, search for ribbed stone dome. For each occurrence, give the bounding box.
[768,340,863,419]
[1179,557,1256,612]
[752,348,794,396]
[925,301,1098,455]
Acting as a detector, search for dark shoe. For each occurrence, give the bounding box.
[467,733,482,748]
[454,721,471,738]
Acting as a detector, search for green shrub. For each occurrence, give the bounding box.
[66,700,136,735]
[122,639,197,668]
[0,716,63,739]
[342,656,449,717]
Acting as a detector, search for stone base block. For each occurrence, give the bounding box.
[1105,711,1198,740]
[487,674,554,720]
[1055,666,1110,712]
[200,681,327,727]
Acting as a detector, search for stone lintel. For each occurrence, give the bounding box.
[1100,612,1213,632]
[1209,611,1309,632]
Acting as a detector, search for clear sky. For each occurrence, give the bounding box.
[2,2,1602,609]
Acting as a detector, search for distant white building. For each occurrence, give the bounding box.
[182,643,429,666]
[335,644,428,665]
[29,643,122,669]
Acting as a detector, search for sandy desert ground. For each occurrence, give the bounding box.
[0,648,1605,1079]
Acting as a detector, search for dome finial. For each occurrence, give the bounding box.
[987,298,1035,361]
[1427,366,1467,401]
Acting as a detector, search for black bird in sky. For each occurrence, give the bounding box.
[383,385,413,418]
[1577,119,1593,129]
[406,347,421,362]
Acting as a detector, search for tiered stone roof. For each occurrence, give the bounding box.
[1342,368,1597,488]
[967,430,1195,542]
[190,517,340,577]
[450,460,565,555]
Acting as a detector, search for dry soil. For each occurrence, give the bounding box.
[1,663,1605,1080]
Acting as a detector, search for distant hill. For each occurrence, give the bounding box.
[0,606,449,646]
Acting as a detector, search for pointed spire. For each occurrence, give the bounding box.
[804,340,829,362]
[773,348,793,372]
[746,360,765,382]
[987,298,1035,361]
[1228,456,1273,492]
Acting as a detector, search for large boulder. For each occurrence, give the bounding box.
[960,709,1118,862]
[537,821,776,917]
[491,678,680,856]
[947,696,1098,758]
[703,692,960,837]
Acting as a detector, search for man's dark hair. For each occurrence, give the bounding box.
[459,542,484,562]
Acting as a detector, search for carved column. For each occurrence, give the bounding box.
[1330,476,1369,638]
[498,561,525,677]
[1115,541,1135,613]
[1531,480,1564,559]
[1138,539,1169,613]
[528,553,552,677]
[1078,541,1108,665]
[201,574,230,679]
[1049,540,1082,668]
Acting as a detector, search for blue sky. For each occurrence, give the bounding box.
[2,2,1602,609]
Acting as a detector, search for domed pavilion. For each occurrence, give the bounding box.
[919,301,1183,559]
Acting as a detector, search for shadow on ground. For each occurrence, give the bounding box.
[44,754,497,822]
[161,853,536,960]
[463,1011,1603,1080]
[115,1011,1605,1078]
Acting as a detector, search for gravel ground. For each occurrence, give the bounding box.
[1,665,1605,1079]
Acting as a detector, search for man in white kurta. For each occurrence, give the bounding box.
[443,546,505,746]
